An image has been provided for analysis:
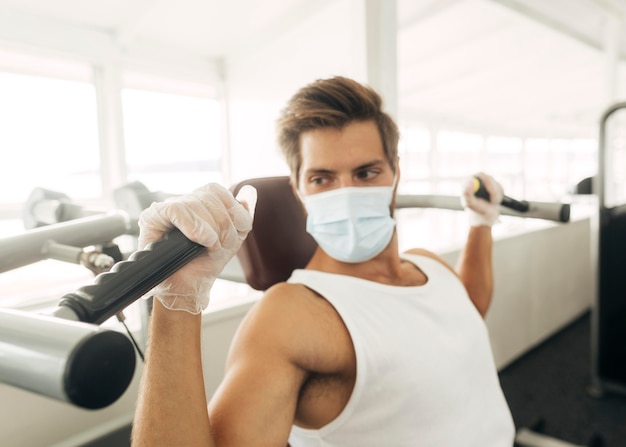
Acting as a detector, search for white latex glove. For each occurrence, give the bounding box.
[461,172,504,227]
[138,183,257,314]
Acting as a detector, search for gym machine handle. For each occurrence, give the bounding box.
[395,194,570,223]
[55,228,205,324]
[472,177,530,213]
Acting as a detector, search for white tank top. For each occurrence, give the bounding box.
[287,254,515,447]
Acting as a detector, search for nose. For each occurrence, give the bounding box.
[338,174,355,188]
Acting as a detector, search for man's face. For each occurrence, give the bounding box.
[297,120,396,197]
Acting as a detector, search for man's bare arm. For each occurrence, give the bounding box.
[456,173,502,318]
[455,225,493,318]
[132,301,214,446]
[132,288,309,447]
[208,288,310,446]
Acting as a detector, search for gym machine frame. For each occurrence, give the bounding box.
[589,101,626,398]
[0,183,569,410]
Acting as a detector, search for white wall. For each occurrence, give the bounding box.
[226,0,367,103]
[224,0,376,184]
[463,217,593,369]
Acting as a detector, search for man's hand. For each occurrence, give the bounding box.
[461,172,504,227]
[138,183,256,314]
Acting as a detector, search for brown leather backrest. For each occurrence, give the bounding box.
[230,176,317,290]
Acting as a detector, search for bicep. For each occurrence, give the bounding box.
[209,358,302,446]
[208,295,307,447]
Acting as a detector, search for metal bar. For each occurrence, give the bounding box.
[0,211,132,274]
[0,308,135,409]
[395,194,570,222]
[515,428,585,447]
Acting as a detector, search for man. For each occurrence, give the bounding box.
[132,76,515,446]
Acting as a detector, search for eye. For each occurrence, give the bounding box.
[310,176,326,185]
[307,174,332,191]
[356,168,379,181]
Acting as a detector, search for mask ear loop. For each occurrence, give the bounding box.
[391,155,401,190]
[389,173,400,218]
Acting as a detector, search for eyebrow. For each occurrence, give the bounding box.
[303,167,334,177]
[353,160,385,172]
[303,160,386,176]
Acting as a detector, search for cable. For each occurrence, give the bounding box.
[116,312,145,362]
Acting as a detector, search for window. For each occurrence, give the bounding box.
[569,138,596,186]
[122,86,222,195]
[228,99,288,182]
[486,136,523,197]
[396,126,597,203]
[524,137,597,201]
[436,130,483,194]
[398,126,431,194]
[523,138,551,200]
[0,71,100,205]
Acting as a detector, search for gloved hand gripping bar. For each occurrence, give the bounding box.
[56,228,205,324]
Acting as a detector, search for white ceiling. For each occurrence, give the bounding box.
[0,0,624,138]
[398,0,626,137]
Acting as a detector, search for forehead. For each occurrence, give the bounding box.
[299,120,384,170]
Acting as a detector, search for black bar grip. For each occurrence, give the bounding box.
[57,228,205,324]
[473,177,530,213]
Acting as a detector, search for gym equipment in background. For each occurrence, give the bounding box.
[0,182,198,409]
[0,308,136,409]
[511,104,626,447]
[396,184,570,224]
[472,176,530,213]
[0,210,131,275]
[589,101,626,398]
[515,420,604,447]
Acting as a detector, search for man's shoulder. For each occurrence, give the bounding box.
[264,280,318,301]
[237,281,350,373]
[258,281,331,319]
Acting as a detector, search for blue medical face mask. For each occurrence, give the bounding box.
[300,181,397,263]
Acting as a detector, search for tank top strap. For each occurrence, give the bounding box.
[401,253,453,280]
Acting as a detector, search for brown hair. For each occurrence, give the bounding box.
[277,76,399,185]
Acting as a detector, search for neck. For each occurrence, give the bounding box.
[306,233,404,282]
